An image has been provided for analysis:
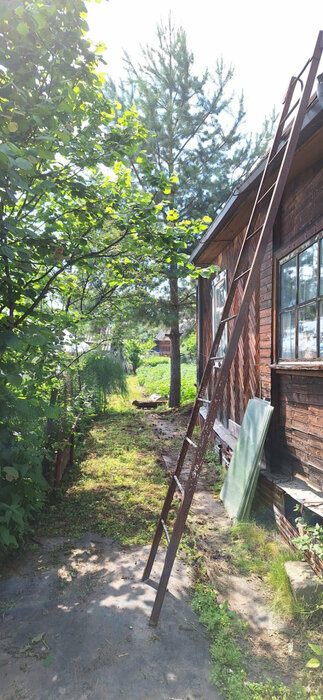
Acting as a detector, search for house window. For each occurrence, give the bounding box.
[279,234,323,360]
[212,270,227,359]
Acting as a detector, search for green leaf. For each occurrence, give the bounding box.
[1,244,15,260]
[44,405,60,419]
[15,157,33,171]
[308,644,322,656]
[25,332,48,346]
[31,633,44,644]
[0,152,9,166]
[4,467,19,482]
[60,131,70,145]
[17,21,29,36]
[6,371,23,387]
[0,330,23,350]
[33,12,47,30]
[43,654,55,667]
[306,657,320,669]
[14,6,25,18]
[0,526,10,546]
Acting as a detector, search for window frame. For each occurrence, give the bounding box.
[211,269,227,363]
[277,231,323,364]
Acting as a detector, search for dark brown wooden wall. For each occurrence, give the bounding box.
[198,152,323,489]
[271,158,323,489]
[275,373,323,488]
[158,340,171,357]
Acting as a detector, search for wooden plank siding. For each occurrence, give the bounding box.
[196,134,323,490]
[199,231,260,429]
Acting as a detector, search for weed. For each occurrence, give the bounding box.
[267,550,301,618]
[37,377,169,546]
[192,582,317,699]
[203,447,226,495]
[230,519,302,619]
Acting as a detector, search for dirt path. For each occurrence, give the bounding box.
[0,535,218,700]
[0,392,220,700]
[0,395,319,699]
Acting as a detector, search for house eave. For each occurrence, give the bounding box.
[190,96,323,267]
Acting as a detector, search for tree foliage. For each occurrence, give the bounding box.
[0,0,191,551]
[106,18,274,406]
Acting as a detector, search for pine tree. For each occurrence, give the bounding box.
[107,17,274,406]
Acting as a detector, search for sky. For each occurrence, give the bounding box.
[86,0,323,134]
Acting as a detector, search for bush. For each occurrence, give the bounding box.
[181,331,196,361]
[82,352,127,411]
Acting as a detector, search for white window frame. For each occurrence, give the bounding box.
[211,270,227,364]
[278,232,323,363]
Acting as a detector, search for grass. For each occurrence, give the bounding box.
[136,355,196,403]
[37,377,170,546]
[229,520,315,619]
[36,378,322,698]
[191,563,321,700]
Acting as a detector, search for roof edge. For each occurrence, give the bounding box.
[190,96,323,265]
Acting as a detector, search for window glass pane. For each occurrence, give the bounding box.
[320,300,323,357]
[298,303,317,359]
[299,243,318,303]
[280,311,295,358]
[320,238,323,296]
[212,275,227,358]
[280,257,296,309]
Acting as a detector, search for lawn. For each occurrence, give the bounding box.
[136,355,196,403]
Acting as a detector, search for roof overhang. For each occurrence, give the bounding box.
[190,96,323,267]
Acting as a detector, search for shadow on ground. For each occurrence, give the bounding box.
[0,535,219,700]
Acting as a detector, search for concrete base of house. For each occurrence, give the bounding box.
[284,560,323,605]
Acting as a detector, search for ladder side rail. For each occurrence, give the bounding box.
[199,35,323,444]
[174,27,323,517]
[174,75,300,425]
[142,66,309,586]
[145,31,323,620]
[200,32,323,413]
[268,77,298,159]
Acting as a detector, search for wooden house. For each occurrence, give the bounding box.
[155,330,171,357]
[190,90,323,520]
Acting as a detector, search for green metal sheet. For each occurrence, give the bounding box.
[220,398,274,521]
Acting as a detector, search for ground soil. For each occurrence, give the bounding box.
[0,535,218,700]
[145,408,320,692]
[0,399,320,699]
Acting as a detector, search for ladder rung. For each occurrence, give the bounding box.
[142,32,323,627]
[234,267,251,282]
[295,55,313,82]
[161,519,170,544]
[279,98,300,126]
[173,475,184,495]
[257,182,276,205]
[197,397,211,403]
[268,140,287,167]
[210,356,225,361]
[220,314,237,325]
[246,224,263,241]
[185,436,198,449]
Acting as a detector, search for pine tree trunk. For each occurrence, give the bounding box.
[168,274,181,407]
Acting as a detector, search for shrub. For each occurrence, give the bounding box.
[82,352,127,411]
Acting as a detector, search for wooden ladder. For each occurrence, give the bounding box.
[142,31,323,627]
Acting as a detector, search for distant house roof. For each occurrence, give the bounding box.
[155,330,170,342]
[190,94,323,267]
